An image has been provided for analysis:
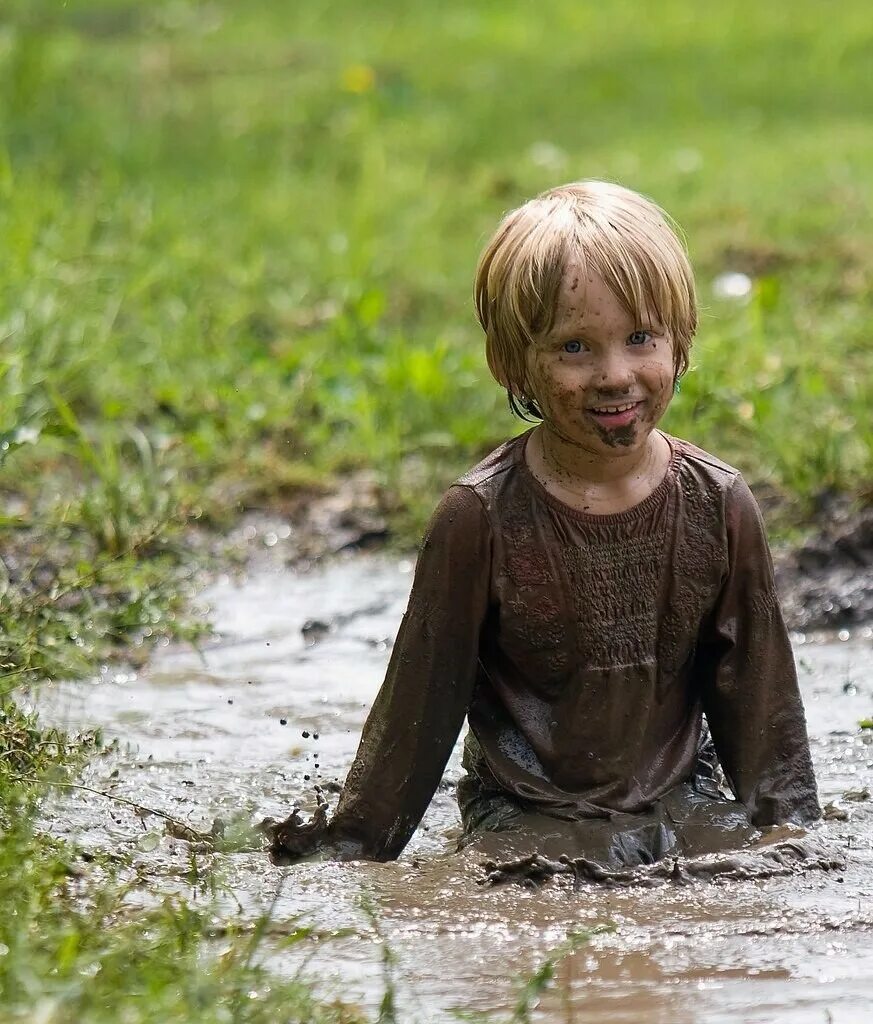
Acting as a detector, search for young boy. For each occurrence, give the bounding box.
[269,180,820,868]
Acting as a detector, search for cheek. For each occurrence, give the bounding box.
[655,365,674,392]
[543,369,581,405]
[643,363,674,417]
[642,355,673,389]
[528,359,581,416]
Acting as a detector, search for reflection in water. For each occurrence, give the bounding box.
[36,554,873,1023]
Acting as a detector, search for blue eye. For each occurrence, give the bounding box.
[563,340,583,354]
[628,330,652,346]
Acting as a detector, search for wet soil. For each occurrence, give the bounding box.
[775,502,873,631]
[34,548,873,1023]
[218,479,873,633]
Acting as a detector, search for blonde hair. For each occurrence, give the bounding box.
[474,180,697,418]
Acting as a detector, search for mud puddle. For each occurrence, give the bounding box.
[35,553,873,1023]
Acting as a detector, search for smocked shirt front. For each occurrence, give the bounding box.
[326,431,820,860]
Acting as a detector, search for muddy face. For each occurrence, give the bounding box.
[525,267,674,456]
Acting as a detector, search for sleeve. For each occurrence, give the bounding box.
[698,474,821,826]
[324,484,493,860]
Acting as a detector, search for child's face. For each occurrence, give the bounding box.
[525,265,675,456]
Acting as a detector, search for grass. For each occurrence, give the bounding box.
[0,701,367,1023]
[1,0,872,1019]
[2,0,871,552]
[0,828,365,1024]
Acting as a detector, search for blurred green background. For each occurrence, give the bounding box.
[1,0,872,678]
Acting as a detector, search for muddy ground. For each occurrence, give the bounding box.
[33,513,873,1023]
[220,477,873,631]
[775,500,873,632]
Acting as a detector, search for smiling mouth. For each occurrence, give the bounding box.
[586,400,644,427]
[588,401,641,414]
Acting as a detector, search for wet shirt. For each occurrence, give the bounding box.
[327,432,820,860]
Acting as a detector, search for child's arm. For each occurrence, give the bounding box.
[272,484,492,863]
[697,475,821,826]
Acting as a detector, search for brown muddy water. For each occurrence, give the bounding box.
[35,550,873,1023]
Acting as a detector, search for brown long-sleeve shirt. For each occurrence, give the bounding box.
[326,431,820,860]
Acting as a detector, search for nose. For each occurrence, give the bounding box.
[594,349,635,394]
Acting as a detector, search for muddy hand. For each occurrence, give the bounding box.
[261,792,331,865]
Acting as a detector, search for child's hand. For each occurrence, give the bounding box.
[261,793,331,865]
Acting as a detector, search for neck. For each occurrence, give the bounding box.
[536,422,659,488]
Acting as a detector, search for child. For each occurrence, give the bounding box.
[269,180,820,868]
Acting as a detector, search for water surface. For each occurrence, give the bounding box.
[37,553,873,1023]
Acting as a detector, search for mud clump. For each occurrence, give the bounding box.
[481,838,846,889]
[262,794,329,865]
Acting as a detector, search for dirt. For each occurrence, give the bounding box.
[775,501,873,631]
[478,836,846,889]
[215,476,873,634]
[32,542,873,1023]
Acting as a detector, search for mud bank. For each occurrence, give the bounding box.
[35,551,873,1023]
[214,478,873,634]
[776,503,873,631]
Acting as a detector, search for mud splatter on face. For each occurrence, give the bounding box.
[525,267,677,468]
[593,421,636,447]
